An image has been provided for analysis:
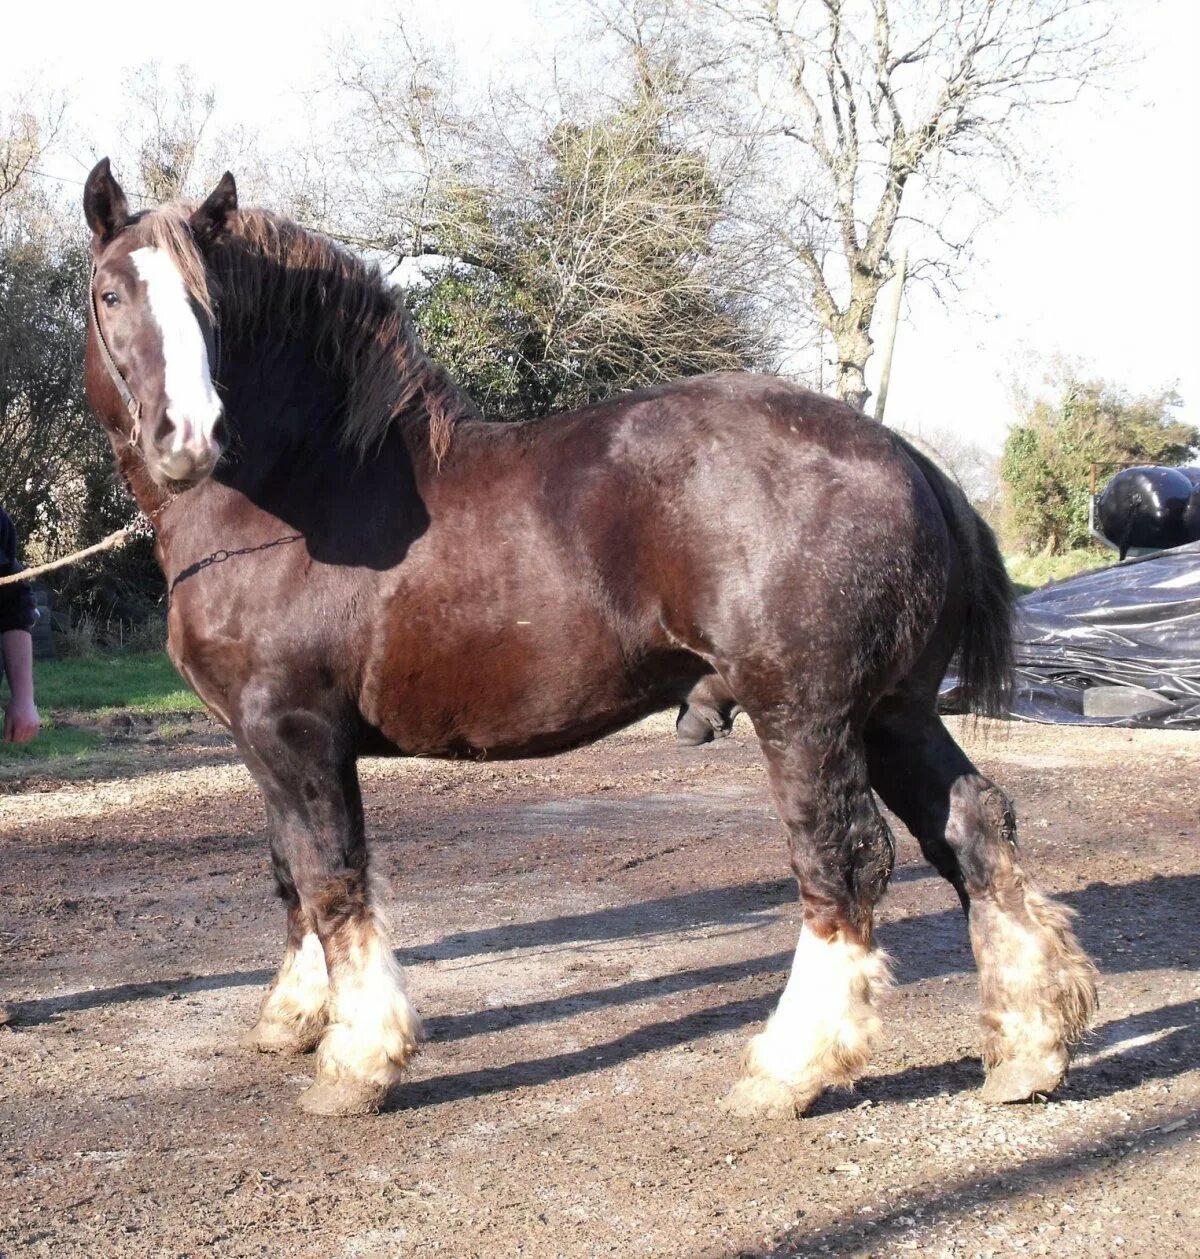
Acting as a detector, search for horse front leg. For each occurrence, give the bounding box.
[238,691,421,1116]
[240,896,330,1055]
[302,873,422,1115]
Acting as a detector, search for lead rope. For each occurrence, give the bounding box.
[0,521,152,588]
[1,265,223,589]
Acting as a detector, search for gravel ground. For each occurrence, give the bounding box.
[1,714,1197,1258]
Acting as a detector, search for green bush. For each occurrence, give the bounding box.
[408,92,764,421]
[1001,377,1197,555]
[1005,547,1113,596]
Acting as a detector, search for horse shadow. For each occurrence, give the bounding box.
[752,1106,1197,1258]
[9,873,1197,1112]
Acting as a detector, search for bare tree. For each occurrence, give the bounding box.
[125,64,216,202]
[320,14,770,416]
[117,64,265,207]
[0,90,65,222]
[318,18,479,258]
[701,0,1116,409]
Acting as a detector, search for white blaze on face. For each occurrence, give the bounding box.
[129,246,223,472]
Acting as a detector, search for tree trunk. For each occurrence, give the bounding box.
[835,357,870,413]
[828,276,879,414]
[830,322,873,413]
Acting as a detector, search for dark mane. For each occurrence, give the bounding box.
[141,203,478,462]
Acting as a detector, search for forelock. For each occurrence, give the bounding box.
[139,205,214,316]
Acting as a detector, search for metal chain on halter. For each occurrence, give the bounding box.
[168,533,303,594]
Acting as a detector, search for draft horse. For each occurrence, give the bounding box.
[81,159,1097,1117]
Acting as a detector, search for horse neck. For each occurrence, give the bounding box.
[194,325,436,571]
[217,317,442,490]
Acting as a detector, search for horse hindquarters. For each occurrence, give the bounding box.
[866,701,1098,1100]
[235,683,421,1115]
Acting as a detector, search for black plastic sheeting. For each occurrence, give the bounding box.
[942,541,1200,728]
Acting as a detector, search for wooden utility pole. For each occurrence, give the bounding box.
[873,248,908,424]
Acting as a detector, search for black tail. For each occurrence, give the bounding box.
[897,437,1015,717]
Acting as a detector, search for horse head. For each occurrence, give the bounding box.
[83,158,234,490]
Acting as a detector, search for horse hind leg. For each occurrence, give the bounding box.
[965,784,1097,1101]
[971,818,1097,1101]
[866,701,1098,1101]
[725,726,895,1118]
[676,674,742,746]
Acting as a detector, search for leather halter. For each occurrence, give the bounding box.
[89,259,221,448]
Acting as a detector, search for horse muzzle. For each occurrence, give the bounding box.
[147,409,229,488]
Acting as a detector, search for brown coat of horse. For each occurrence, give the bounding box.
[80,160,1096,1118]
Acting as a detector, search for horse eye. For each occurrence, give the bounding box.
[102,291,120,307]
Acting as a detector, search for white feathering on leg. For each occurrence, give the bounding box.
[972,880,1098,1103]
[243,931,329,1054]
[314,908,422,1092]
[726,928,891,1117]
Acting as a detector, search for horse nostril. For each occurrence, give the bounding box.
[156,414,178,450]
[212,415,230,449]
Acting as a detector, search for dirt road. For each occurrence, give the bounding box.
[1,715,1197,1257]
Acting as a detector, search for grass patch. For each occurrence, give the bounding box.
[0,721,102,763]
[1,654,211,780]
[1005,547,1115,596]
[24,651,203,716]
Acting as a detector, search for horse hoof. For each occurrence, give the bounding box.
[980,1056,1066,1104]
[676,709,716,746]
[721,1074,815,1120]
[297,1079,387,1117]
[239,1020,322,1056]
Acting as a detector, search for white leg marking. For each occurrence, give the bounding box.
[301,906,422,1114]
[726,928,891,1117]
[972,881,1098,1103]
[243,932,329,1054]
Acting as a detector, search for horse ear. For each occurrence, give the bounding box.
[191,171,238,245]
[83,158,129,246]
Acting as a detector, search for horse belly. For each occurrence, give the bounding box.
[363,614,670,758]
